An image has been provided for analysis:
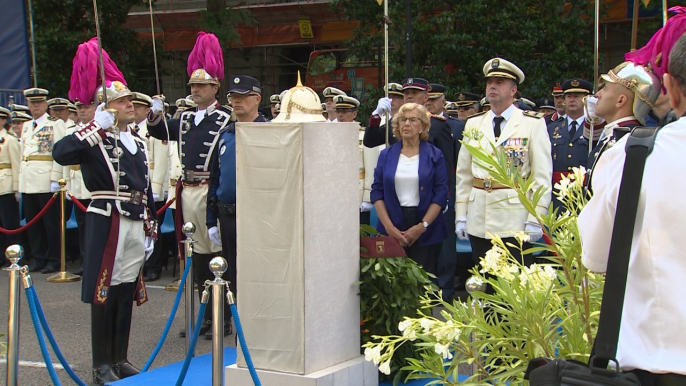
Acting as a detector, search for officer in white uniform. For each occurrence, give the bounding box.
[0,106,21,262]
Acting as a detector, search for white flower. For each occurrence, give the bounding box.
[398,319,412,332]
[514,231,530,243]
[544,265,557,281]
[364,346,382,365]
[434,342,453,360]
[379,360,391,375]
[420,318,436,332]
[480,247,503,274]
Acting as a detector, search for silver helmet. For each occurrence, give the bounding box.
[600,61,660,125]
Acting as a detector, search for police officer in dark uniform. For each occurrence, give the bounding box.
[546,78,592,211]
[207,75,268,337]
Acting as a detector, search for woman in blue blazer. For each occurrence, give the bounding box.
[370,103,448,276]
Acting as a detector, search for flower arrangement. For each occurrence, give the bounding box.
[362,130,605,385]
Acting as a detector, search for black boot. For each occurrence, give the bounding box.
[91,288,120,385]
[111,282,141,378]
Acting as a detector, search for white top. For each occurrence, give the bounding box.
[490,104,515,131]
[118,130,138,155]
[578,116,686,375]
[394,154,419,207]
[194,109,207,126]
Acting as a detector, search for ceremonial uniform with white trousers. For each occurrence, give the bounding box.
[20,113,66,270]
[53,119,156,379]
[456,105,552,263]
[147,101,230,255]
[0,127,21,250]
[579,116,686,379]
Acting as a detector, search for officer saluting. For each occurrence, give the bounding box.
[20,87,66,273]
[53,37,157,384]
[546,78,592,211]
[455,58,552,265]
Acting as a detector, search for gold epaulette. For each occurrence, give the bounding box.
[465,111,488,122]
[431,114,447,121]
[48,116,58,121]
[522,110,545,119]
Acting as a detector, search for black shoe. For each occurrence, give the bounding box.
[144,271,161,282]
[71,267,83,276]
[204,322,233,340]
[41,265,60,274]
[113,360,140,378]
[29,262,47,272]
[92,364,120,384]
[179,320,211,338]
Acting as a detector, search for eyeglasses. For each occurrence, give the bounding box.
[398,117,421,124]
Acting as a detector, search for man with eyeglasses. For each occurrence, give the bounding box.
[455,58,552,268]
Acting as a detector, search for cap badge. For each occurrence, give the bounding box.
[194,71,201,77]
[491,59,500,69]
[571,79,579,87]
[458,93,465,101]
[234,77,240,84]
[408,78,413,85]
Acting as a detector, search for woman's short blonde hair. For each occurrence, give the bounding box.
[391,102,431,141]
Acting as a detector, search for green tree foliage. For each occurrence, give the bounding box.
[31,0,164,97]
[332,0,598,102]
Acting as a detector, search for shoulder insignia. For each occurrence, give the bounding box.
[522,110,545,119]
[48,116,58,121]
[431,114,447,121]
[465,111,488,122]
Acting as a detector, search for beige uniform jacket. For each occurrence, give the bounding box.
[167,140,182,209]
[19,114,66,194]
[0,129,21,195]
[456,108,552,238]
[64,120,92,199]
[135,121,169,199]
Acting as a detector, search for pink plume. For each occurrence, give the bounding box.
[625,6,686,83]
[186,32,224,80]
[68,38,127,105]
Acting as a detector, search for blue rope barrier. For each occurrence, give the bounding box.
[142,256,193,372]
[25,286,62,386]
[230,303,261,386]
[175,301,207,386]
[28,287,88,386]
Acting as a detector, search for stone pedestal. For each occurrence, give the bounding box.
[226,122,376,386]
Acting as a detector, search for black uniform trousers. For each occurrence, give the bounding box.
[0,193,20,257]
[469,235,533,267]
[23,192,61,267]
[193,214,232,324]
[437,192,457,300]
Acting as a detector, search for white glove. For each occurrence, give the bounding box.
[455,217,468,241]
[144,236,155,261]
[208,226,222,247]
[151,97,165,116]
[360,202,374,212]
[14,192,20,202]
[152,193,160,202]
[94,103,115,129]
[372,97,392,117]
[50,181,61,193]
[524,222,543,242]
[585,96,605,124]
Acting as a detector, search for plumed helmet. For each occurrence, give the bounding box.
[600,61,660,125]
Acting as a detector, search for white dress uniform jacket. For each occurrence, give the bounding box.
[579,116,686,376]
[19,113,66,193]
[65,120,92,200]
[456,106,552,238]
[0,128,21,195]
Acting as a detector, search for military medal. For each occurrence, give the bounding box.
[553,127,562,139]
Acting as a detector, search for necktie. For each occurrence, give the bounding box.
[33,121,37,129]
[493,116,504,139]
[569,121,578,138]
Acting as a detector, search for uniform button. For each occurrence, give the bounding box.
[553,143,557,147]
[567,154,572,159]
[567,166,572,171]
[420,186,424,190]
[569,143,573,147]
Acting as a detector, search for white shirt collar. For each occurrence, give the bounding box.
[34,113,48,126]
[567,115,585,127]
[489,103,515,123]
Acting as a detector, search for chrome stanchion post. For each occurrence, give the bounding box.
[4,245,24,386]
[182,222,196,356]
[466,276,487,381]
[47,178,81,283]
[208,256,227,386]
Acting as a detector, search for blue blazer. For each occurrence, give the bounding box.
[370,141,449,246]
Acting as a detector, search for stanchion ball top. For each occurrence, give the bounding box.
[5,244,24,261]
[465,275,487,296]
[183,222,196,237]
[209,257,227,277]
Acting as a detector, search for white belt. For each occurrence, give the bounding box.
[90,190,148,205]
